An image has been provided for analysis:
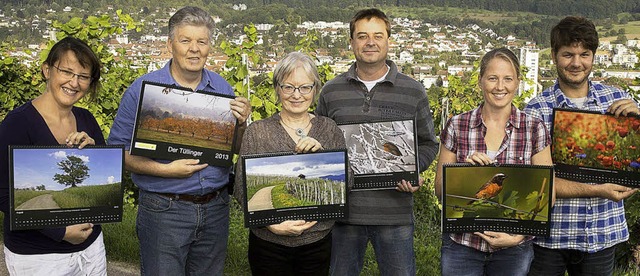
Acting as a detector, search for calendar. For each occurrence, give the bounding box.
[338,118,419,190]
[441,164,553,237]
[130,81,238,167]
[241,150,348,228]
[9,145,124,230]
[552,108,640,188]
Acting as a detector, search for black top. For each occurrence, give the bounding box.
[0,101,102,254]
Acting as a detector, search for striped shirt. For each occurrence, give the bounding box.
[524,81,631,252]
[442,104,550,252]
[316,60,439,225]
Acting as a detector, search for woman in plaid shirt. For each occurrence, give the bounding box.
[435,48,554,276]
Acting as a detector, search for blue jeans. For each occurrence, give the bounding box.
[136,189,230,276]
[527,244,615,276]
[330,223,415,276]
[440,234,533,276]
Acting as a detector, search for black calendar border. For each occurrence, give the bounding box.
[8,145,124,230]
[241,150,349,228]
[338,118,419,191]
[551,108,640,188]
[441,164,553,237]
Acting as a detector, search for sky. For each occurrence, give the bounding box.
[245,151,346,180]
[141,82,235,122]
[11,147,123,191]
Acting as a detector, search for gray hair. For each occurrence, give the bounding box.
[168,6,215,40]
[272,52,322,103]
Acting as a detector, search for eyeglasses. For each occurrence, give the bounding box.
[52,65,93,84]
[278,83,314,95]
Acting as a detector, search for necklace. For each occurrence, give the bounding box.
[280,115,312,139]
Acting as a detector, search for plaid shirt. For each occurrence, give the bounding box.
[523,80,632,252]
[442,104,549,252]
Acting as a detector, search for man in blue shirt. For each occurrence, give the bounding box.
[108,6,250,275]
[524,16,638,275]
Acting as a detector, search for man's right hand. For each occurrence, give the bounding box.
[164,159,208,178]
[597,183,638,202]
[63,223,94,245]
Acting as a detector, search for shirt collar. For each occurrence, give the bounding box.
[161,60,217,91]
[552,80,599,108]
[471,103,521,129]
[346,59,399,85]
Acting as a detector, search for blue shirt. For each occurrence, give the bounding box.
[524,80,631,252]
[108,61,234,195]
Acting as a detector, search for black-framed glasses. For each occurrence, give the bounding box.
[278,83,315,95]
[52,65,92,84]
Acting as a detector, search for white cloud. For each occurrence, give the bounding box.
[107,176,115,184]
[49,151,67,159]
[74,154,90,163]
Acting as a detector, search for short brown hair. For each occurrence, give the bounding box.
[43,36,101,101]
[550,16,598,55]
[349,8,391,39]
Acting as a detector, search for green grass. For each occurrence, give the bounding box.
[53,183,122,208]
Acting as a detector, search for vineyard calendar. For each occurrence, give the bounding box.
[241,150,349,228]
[130,81,238,167]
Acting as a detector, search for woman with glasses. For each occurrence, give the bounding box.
[0,37,107,275]
[234,52,346,275]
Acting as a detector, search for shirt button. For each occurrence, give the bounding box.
[201,178,205,181]
[366,97,370,101]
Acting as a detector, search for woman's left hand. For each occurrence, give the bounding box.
[65,131,95,149]
[474,231,525,248]
[266,220,317,236]
[295,137,323,153]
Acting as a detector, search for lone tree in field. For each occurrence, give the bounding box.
[53,156,90,188]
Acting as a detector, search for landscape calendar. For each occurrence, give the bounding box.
[552,108,640,188]
[441,164,553,236]
[131,81,238,167]
[241,150,348,228]
[338,118,419,190]
[9,145,124,230]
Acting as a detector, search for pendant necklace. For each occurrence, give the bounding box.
[280,115,312,139]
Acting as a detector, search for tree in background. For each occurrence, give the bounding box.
[53,155,90,188]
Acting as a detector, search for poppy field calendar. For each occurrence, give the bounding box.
[441,164,553,236]
[552,108,640,188]
[338,118,419,191]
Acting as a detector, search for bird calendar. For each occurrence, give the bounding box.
[8,145,124,230]
[441,164,553,236]
[241,150,349,228]
[338,118,419,190]
[552,108,640,188]
[130,81,238,167]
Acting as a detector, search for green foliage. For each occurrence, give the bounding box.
[101,204,140,264]
[0,43,42,121]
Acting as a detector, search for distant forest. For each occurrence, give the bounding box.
[3,0,640,46]
[5,0,640,19]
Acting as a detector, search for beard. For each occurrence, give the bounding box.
[557,67,591,88]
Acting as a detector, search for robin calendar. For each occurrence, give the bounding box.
[441,164,553,237]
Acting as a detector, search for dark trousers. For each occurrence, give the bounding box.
[248,231,331,276]
[528,244,615,276]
